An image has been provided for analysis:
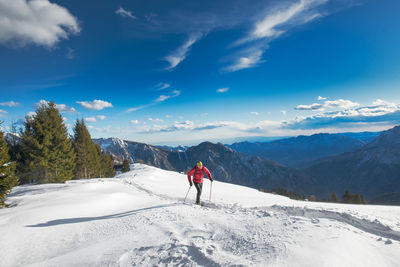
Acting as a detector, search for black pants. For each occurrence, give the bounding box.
[194,182,203,204]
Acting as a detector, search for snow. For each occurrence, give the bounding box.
[1,163,400,267]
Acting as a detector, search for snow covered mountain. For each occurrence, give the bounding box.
[1,164,399,266]
[93,138,175,169]
[94,138,314,195]
[306,125,400,201]
[229,133,371,169]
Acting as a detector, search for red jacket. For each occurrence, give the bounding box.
[187,166,212,184]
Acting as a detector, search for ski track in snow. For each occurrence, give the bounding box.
[1,163,400,267]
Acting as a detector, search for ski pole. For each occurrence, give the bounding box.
[209,181,213,201]
[184,186,191,202]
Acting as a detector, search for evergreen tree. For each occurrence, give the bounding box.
[341,190,351,203]
[95,144,115,178]
[5,121,20,161]
[0,127,18,207]
[330,192,339,202]
[73,119,100,179]
[360,195,366,204]
[353,193,362,204]
[18,102,75,183]
[122,159,130,172]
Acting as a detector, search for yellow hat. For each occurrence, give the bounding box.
[196,161,203,167]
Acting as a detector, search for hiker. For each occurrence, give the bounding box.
[187,161,213,205]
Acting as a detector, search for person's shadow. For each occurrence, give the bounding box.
[25,203,179,228]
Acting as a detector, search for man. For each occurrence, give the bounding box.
[187,161,213,205]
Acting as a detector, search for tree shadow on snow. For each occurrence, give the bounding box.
[25,203,179,228]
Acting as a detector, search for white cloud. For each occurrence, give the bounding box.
[76,100,113,110]
[164,33,202,70]
[318,96,327,101]
[165,115,172,118]
[372,99,396,107]
[224,49,264,72]
[85,117,97,123]
[96,115,106,120]
[126,90,181,113]
[66,48,74,59]
[35,100,76,113]
[250,0,326,41]
[148,118,164,123]
[227,0,327,72]
[130,120,139,124]
[115,6,136,20]
[0,109,7,117]
[0,0,80,47]
[286,99,400,129]
[156,90,181,102]
[281,110,287,115]
[0,101,19,107]
[126,106,145,113]
[295,99,359,111]
[155,82,171,90]
[217,87,229,93]
[250,112,259,116]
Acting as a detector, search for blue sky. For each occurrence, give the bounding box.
[1,0,400,145]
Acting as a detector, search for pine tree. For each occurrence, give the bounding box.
[122,159,130,172]
[0,127,18,207]
[360,195,366,204]
[353,193,362,204]
[330,192,339,202]
[73,119,100,179]
[341,190,351,203]
[18,102,75,183]
[95,144,115,178]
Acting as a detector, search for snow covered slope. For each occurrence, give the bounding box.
[1,164,400,266]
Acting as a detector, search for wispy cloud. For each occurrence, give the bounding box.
[126,106,145,113]
[148,118,164,123]
[0,101,19,107]
[155,82,171,90]
[96,115,106,120]
[156,90,181,102]
[249,0,326,42]
[0,0,80,47]
[223,49,264,72]
[115,7,136,20]
[130,120,139,124]
[66,48,75,59]
[217,87,229,93]
[0,110,7,117]
[76,100,113,110]
[295,99,360,111]
[225,0,328,72]
[85,117,97,123]
[250,112,259,116]
[126,90,181,113]
[318,96,327,101]
[163,33,202,70]
[281,110,287,115]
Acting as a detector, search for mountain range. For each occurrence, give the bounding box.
[94,127,400,203]
[306,126,400,202]
[228,132,380,169]
[93,138,315,195]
